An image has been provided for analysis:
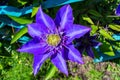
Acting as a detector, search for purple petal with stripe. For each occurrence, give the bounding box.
[86,47,94,58]
[79,47,85,54]
[36,7,56,32]
[64,44,84,64]
[28,23,48,38]
[66,24,91,44]
[54,5,73,31]
[51,52,68,76]
[17,38,49,54]
[33,52,51,75]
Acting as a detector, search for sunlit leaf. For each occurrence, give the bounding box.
[100,40,115,56]
[31,7,39,17]
[8,16,33,24]
[11,27,28,44]
[82,15,94,25]
[91,25,98,35]
[17,0,28,5]
[109,24,120,32]
[99,29,114,40]
[45,64,57,80]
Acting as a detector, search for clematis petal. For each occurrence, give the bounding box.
[91,40,102,48]
[86,47,94,58]
[36,7,56,32]
[78,47,85,54]
[74,41,85,54]
[115,4,120,16]
[33,52,51,75]
[64,44,84,64]
[17,37,49,54]
[28,23,48,38]
[66,24,91,44]
[54,5,73,31]
[59,46,69,60]
[51,52,68,76]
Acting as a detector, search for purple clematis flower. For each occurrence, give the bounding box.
[75,32,101,58]
[17,5,90,75]
[115,4,120,16]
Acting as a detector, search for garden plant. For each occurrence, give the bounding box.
[0,0,120,80]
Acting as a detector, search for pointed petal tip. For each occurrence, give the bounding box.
[79,62,85,64]
[33,68,39,76]
[66,4,71,8]
[39,6,42,12]
[33,72,37,76]
[27,24,32,29]
[75,59,84,64]
[93,41,102,48]
[79,60,84,64]
[83,25,91,31]
[63,4,71,8]
[87,27,91,32]
[17,48,28,53]
[89,27,92,30]
[60,68,68,76]
[56,4,73,31]
[38,5,42,10]
[85,27,91,35]
[27,24,32,28]
[51,53,69,76]
[17,48,21,52]
[27,24,31,29]
[97,42,102,47]
[36,5,56,32]
[65,72,68,76]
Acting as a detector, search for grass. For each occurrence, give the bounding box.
[0,50,120,80]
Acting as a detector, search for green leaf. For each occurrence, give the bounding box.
[17,0,28,5]
[8,16,33,24]
[0,64,3,70]
[109,24,120,32]
[91,25,98,35]
[99,29,114,40]
[88,10,102,17]
[11,27,28,44]
[8,0,26,7]
[100,41,115,56]
[0,42,2,47]
[31,7,39,17]
[45,64,57,80]
[82,15,94,25]
[110,41,120,50]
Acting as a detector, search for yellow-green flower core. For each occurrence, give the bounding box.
[47,34,61,46]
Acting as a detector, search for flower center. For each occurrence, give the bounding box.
[47,34,61,46]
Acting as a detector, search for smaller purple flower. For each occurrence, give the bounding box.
[17,5,90,76]
[115,4,120,16]
[75,32,101,58]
